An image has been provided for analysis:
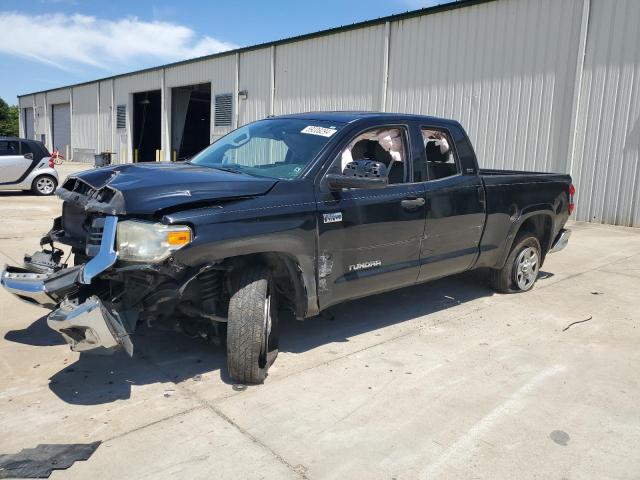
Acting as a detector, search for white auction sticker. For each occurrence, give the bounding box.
[301,126,337,137]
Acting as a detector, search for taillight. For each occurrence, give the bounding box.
[568,183,575,215]
[49,158,55,168]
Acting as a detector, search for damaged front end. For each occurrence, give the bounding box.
[0,216,134,355]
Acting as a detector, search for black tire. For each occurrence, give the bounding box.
[488,234,541,293]
[31,175,58,196]
[227,266,279,384]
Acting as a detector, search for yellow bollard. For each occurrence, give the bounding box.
[134,149,139,163]
[155,149,160,162]
[172,150,177,162]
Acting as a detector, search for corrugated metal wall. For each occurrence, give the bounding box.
[239,48,272,125]
[273,25,386,114]
[71,83,98,161]
[33,93,47,141]
[570,0,640,226]
[16,0,640,226]
[387,0,583,174]
[98,81,112,153]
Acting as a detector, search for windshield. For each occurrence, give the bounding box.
[189,118,344,180]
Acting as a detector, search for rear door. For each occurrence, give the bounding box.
[315,122,427,309]
[0,139,31,184]
[416,124,486,282]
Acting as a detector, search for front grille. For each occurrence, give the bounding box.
[85,218,106,257]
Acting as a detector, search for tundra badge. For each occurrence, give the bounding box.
[348,260,382,272]
[323,212,343,224]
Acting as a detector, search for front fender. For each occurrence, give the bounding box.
[171,215,319,317]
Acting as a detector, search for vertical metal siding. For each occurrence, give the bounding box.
[571,0,640,226]
[273,25,386,115]
[33,93,47,139]
[47,88,70,104]
[387,0,583,175]
[239,48,272,125]
[99,80,112,153]
[71,83,98,154]
[113,71,162,104]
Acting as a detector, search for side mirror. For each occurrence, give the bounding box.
[24,153,33,160]
[326,160,388,191]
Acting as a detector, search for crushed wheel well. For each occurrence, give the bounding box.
[517,214,553,256]
[224,253,307,320]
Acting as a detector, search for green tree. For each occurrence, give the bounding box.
[0,97,19,137]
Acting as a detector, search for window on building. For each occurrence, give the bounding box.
[116,105,126,129]
[214,93,233,127]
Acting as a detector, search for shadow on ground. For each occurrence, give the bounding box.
[4,315,66,347]
[5,272,496,406]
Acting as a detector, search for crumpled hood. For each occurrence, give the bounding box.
[57,162,277,215]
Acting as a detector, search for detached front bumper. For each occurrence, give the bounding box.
[0,216,132,355]
[48,296,133,356]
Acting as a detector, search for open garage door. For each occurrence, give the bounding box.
[23,108,34,140]
[52,103,71,158]
[171,83,211,161]
[133,90,161,162]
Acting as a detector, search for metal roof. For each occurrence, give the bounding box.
[18,0,497,98]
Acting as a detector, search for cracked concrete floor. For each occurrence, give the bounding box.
[0,171,639,479]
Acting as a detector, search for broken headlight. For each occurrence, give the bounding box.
[116,220,192,262]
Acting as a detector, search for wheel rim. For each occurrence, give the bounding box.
[36,177,55,194]
[515,246,539,290]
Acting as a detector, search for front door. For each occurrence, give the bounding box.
[416,126,485,282]
[316,124,426,309]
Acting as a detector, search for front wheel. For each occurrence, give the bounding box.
[31,175,58,196]
[227,266,279,384]
[488,234,541,293]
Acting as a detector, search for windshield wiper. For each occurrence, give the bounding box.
[214,166,243,174]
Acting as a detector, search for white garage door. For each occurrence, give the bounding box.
[52,103,71,157]
[23,108,34,139]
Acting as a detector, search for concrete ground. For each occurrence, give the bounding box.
[0,166,639,479]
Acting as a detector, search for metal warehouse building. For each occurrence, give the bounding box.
[17,0,640,227]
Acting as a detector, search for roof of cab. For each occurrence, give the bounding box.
[0,136,41,143]
[274,111,459,126]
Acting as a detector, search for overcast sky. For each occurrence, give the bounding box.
[0,0,441,104]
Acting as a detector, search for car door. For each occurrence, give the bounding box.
[0,139,31,184]
[315,123,427,309]
[415,125,486,282]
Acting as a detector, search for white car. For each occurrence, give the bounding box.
[0,137,59,195]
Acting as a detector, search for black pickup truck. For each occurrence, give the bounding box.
[1,112,573,383]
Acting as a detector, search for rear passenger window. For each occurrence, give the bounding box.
[0,140,19,156]
[20,142,33,156]
[420,128,460,181]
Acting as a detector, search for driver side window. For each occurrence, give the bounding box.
[337,127,408,185]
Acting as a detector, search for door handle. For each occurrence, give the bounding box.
[401,197,426,210]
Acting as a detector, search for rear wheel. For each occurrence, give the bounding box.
[227,266,279,384]
[31,175,57,196]
[488,234,541,293]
